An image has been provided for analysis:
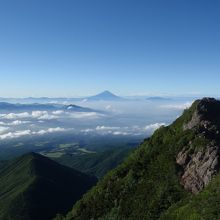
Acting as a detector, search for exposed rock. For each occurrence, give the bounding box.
[183,98,220,132]
[177,98,220,194]
[183,110,202,131]
[177,144,219,194]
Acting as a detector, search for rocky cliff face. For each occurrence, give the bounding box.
[177,98,220,194]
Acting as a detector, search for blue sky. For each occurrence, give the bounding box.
[0,0,219,97]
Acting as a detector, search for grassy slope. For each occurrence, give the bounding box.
[63,101,203,220]
[0,153,97,220]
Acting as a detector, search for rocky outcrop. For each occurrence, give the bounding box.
[177,98,220,194]
[183,110,202,131]
[176,143,219,194]
[183,98,220,132]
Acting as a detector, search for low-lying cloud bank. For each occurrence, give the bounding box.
[0,126,9,134]
[81,122,166,136]
[0,120,30,126]
[144,122,166,133]
[0,127,69,140]
[0,110,104,121]
[160,102,192,110]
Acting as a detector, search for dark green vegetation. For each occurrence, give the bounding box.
[61,98,220,220]
[54,148,132,179]
[160,172,220,220]
[0,153,97,220]
[0,160,8,171]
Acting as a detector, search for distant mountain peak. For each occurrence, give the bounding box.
[96,90,118,97]
[87,91,122,101]
[101,90,115,95]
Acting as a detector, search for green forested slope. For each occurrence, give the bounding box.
[0,153,97,220]
[54,148,132,179]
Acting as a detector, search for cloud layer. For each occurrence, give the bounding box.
[0,109,106,140]
[81,122,166,136]
[0,110,104,121]
[161,102,192,110]
[0,127,69,140]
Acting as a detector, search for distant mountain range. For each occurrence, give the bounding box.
[0,102,97,113]
[0,91,199,104]
[0,91,124,103]
[146,96,172,101]
[0,153,97,220]
[0,91,205,104]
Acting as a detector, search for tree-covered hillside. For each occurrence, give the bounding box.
[0,153,97,220]
[54,148,132,179]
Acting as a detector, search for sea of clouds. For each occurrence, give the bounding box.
[0,99,193,141]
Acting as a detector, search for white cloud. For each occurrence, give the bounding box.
[0,111,58,120]
[52,110,64,115]
[161,102,192,110]
[3,112,30,119]
[0,126,9,134]
[81,128,94,133]
[80,123,166,137]
[34,127,66,135]
[0,130,32,139]
[144,123,166,133]
[31,111,58,120]
[81,126,124,135]
[0,127,69,140]
[11,120,30,125]
[112,131,129,136]
[15,130,32,136]
[0,120,30,126]
[31,111,47,118]
[0,110,105,122]
[48,127,66,132]
[36,130,48,135]
[96,125,120,131]
[69,112,103,119]
[38,114,57,120]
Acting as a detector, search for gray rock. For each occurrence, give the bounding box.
[176,144,219,194]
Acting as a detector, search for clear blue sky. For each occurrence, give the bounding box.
[0,0,219,97]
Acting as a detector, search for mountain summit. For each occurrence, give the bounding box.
[63,98,220,220]
[87,90,122,101]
